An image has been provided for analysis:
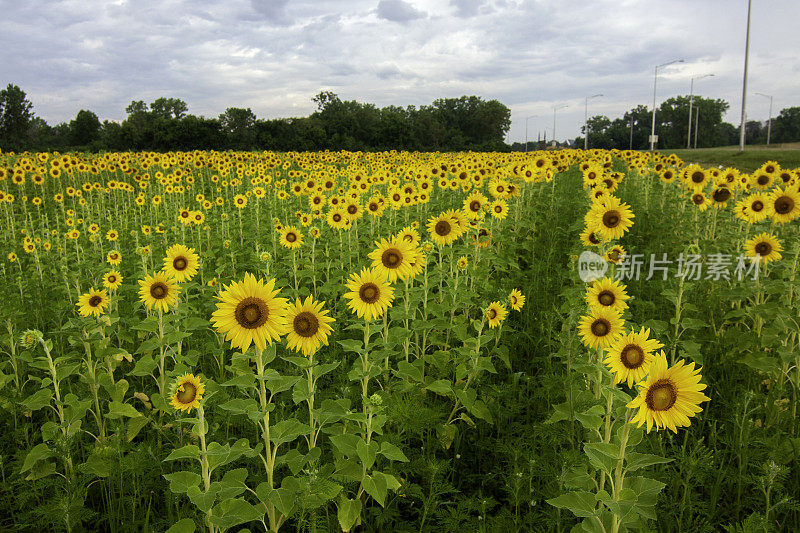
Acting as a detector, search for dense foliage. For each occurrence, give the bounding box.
[1,149,799,532]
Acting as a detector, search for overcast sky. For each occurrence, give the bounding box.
[2,0,798,143]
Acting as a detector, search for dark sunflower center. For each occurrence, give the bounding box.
[588,232,600,244]
[494,205,502,213]
[751,200,764,212]
[347,205,357,214]
[587,171,596,180]
[621,344,645,369]
[333,214,341,222]
[488,309,498,320]
[150,282,167,299]
[755,241,772,256]
[692,194,705,205]
[469,200,481,211]
[535,159,545,167]
[712,188,731,202]
[603,179,614,189]
[590,318,610,337]
[774,196,794,215]
[381,249,402,268]
[359,283,380,304]
[602,210,620,228]
[779,172,791,183]
[369,203,378,211]
[434,220,451,236]
[293,311,319,338]
[597,290,615,306]
[286,232,297,243]
[173,257,187,271]
[765,165,775,173]
[691,171,705,183]
[108,275,116,283]
[757,174,769,185]
[645,379,677,411]
[234,297,269,329]
[176,382,197,404]
[88,295,102,307]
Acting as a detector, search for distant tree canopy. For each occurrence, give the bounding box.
[1,84,797,153]
[0,88,512,153]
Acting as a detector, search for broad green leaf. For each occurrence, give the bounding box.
[106,401,142,419]
[164,471,202,494]
[165,518,196,533]
[362,473,387,506]
[164,444,200,462]
[379,441,409,462]
[337,497,362,532]
[546,490,598,518]
[624,452,672,473]
[584,442,619,476]
[425,379,452,396]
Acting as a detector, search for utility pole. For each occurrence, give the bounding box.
[738,0,752,152]
[584,94,602,150]
[650,59,684,151]
[755,92,773,145]
[525,115,538,152]
[694,106,700,149]
[687,74,714,148]
[553,105,567,148]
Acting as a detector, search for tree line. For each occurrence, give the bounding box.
[0,85,511,153]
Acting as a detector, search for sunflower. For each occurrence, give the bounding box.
[683,165,709,190]
[457,256,468,270]
[508,289,525,311]
[211,273,288,352]
[427,212,460,247]
[578,306,625,349]
[485,301,508,328]
[138,271,181,313]
[169,373,205,413]
[163,244,200,282]
[585,196,635,241]
[744,233,782,264]
[489,199,509,220]
[326,208,349,230]
[343,268,395,321]
[463,191,487,218]
[580,226,605,247]
[106,229,119,241]
[743,193,772,223]
[689,191,712,211]
[396,226,420,247]
[283,296,336,356]
[77,287,109,317]
[585,277,629,312]
[107,250,122,265]
[103,270,123,291]
[710,186,733,208]
[233,194,248,209]
[769,187,800,224]
[368,237,414,282]
[604,328,664,387]
[280,226,304,249]
[627,351,710,433]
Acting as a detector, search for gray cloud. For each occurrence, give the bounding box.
[0,0,797,141]
[376,0,425,23]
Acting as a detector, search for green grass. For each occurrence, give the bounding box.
[665,145,800,172]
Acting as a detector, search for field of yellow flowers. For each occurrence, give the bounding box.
[0,149,799,532]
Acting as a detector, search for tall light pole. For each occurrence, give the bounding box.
[687,74,714,148]
[755,92,773,145]
[553,104,568,147]
[739,0,752,152]
[525,115,538,152]
[584,94,603,150]
[694,106,700,149]
[650,58,684,151]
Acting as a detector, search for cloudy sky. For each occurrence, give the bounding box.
[2,0,798,143]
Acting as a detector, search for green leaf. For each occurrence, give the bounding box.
[187,485,217,514]
[128,354,157,376]
[164,444,200,462]
[270,420,311,445]
[624,452,672,473]
[425,379,452,396]
[379,441,409,462]
[209,497,264,529]
[20,443,54,473]
[165,518,196,533]
[395,361,423,382]
[20,388,53,411]
[584,442,619,476]
[164,471,202,494]
[337,497,362,532]
[106,401,142,419]
[206,438,255,475]
[219,398,259,416]
[357,438,379,469]
[265,374,301,395]
[256,482,296,517]
[329,434,360,458]
[546,490,598,518]
[362,473,388,506]
[337,339,364,354]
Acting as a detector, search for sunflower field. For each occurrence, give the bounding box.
[0,149,799,532]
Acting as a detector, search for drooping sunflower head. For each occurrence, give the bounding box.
[485,301,508,328]
[604,328,664,388]
[745,232,783,264]
[585,277,629,311]
[580,226,605,247]
[138,271,181,313]
[163,244,200,282]
[77,287,109,318]
[508,288,525,311]
[368,237,414,282]
[103,270,123,291]
[626,351,710,433]
[211,273,288,352]
[169,373,205,413]
[578,306,625,349]
[343,267,395,321]
[283,295,336,356]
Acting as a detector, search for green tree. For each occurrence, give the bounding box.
[0,84,34,151]
[150,97,188,119]
[69,109,102,146]
[771,107,800,143]
[219,107,257,149]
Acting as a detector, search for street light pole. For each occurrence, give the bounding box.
[650,58,684,151]
[755,92,773,145]
[694,106,700,149]
[739,0,752,152]
[525,115,538,152]
[553,104,567,147]
[584,94,603,150]
[687,74,714,148]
